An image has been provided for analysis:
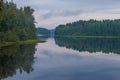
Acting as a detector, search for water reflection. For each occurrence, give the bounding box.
[3,38,120,80]
[55,37,120,54]
[37,35,50,41]
[0,44,36,80]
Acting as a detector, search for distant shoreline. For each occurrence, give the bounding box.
[55,35,120,38]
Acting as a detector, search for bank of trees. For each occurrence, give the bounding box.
[0,1,37,44]
[55,19,120,36]
[36,28,50,36]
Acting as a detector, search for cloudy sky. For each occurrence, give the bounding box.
[12,0,120,29]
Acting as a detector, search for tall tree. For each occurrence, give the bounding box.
[0,1,37,44]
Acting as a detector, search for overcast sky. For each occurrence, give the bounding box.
[12,0,120,29]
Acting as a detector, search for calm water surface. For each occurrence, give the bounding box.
[1,37,120,80]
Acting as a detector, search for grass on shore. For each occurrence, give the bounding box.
[19,40,45,44]
[0,40,45,47]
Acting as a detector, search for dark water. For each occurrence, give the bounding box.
[1,37,120,80]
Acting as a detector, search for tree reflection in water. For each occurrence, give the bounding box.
[0,44,36,79]
[55,37,120,54]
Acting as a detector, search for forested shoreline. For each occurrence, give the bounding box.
[36,28,50,36]
[0,1,37,47]
[55,19,120,37]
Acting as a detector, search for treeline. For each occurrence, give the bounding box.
[0,1,37,44]
[36,28,50,36]
[55,19,120,36]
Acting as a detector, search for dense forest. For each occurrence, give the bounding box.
[55,37,120,54]
[55,19,120,36]
[0,1,37,45]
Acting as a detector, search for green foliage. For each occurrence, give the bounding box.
[36,28,50,36]
[55,19,120,36]
[0,1,37,44]
[0,0,4,18]
[4,30,19,42]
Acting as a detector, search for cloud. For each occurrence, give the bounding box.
[40,10,83,19]
[11,0,120,29]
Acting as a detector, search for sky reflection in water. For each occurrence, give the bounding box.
[6,38,120,80]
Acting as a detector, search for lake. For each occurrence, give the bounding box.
[1,37,120,80]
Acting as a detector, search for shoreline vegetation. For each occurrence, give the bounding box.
[0,1,45,48]
[0,40,45,47]
[55,19,120,37]
[55,35,120,38]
